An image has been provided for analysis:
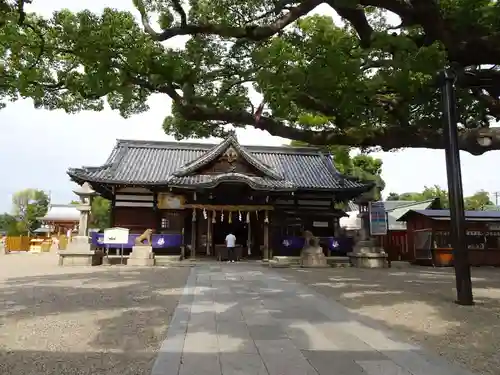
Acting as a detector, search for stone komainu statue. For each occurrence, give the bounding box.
[300,230,327,267]
[134,229,153,246]
[302,230,319,249]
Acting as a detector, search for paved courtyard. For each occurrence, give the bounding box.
[153,264,477,375]
[1,254,496,375]
[0,253,191,375]
[276,265,500,375]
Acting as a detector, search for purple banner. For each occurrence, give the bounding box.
[280,236,341,250]
[91,232,182,248]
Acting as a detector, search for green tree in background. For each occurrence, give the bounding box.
[464,190,493,211]
[90,196,111,229]
[291,141,384,200]
[386,187,494,210]
[3,1,500,154]
[11,188,50,234]
[71,196,110,229]
[0,213,20,235]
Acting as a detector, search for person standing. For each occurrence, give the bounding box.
[225,231,237,263]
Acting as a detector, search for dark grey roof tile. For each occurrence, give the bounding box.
[68,138,371,191]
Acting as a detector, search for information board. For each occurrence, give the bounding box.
[103,227,130,245]
[369,202,387,236]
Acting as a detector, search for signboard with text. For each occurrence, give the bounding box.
[103,227,130,245]
[369,202,387,236]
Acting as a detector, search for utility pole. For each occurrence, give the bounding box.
[493,192,500,207]
[439,68,474,306]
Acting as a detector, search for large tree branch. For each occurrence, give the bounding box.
[134,0,321,41]
[171,0,187,27]
[328,1,373,47]
[177,102,500,155]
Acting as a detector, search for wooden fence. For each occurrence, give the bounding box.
[5,236,32,251]
[4,235,70,252]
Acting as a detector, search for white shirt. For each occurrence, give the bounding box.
[225,234,236,248]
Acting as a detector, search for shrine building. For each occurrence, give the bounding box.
[67,134,373,260]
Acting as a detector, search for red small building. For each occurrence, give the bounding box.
[398,209,500,267]
[341,199,441,261]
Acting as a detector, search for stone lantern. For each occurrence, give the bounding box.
[60,182,103,266]
[73,182,96,239]
[347,185,388,268]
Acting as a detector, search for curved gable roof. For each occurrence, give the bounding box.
[172,134,284,180]
[67,137,373,192]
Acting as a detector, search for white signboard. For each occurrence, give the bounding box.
[313,221,329,228]
[103,227,130,245]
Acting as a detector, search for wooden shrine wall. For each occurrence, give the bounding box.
[112,207,156,234]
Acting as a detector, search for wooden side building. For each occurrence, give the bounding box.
[398,209,500,266]
[67,134,372,260]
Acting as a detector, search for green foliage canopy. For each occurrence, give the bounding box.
[291,140,384,199]
[71,196,110,229]
[386,186,494,210]
[11,188,50,234]
[2,1,500,154]
[0,213,19,235]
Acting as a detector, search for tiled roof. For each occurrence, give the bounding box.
[398,209,500,222]
[168,174,295,190]
[343,199,440,230]
[67,138,372,191]
[172,134,283,180]
[40,204,80,222]
[387,199,440,230]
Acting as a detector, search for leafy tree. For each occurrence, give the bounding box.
[463,190,493,210]
[386,192,400,201]
[2,1,500,154]
[291,141,384,199]
[11,188,50,234]
[0,213,20,235]
[385,185,449,207]
[71,196,110,229]
[89,196,111,229]
[387,186,495,210]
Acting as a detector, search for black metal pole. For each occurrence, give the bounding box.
[440,68,474,306]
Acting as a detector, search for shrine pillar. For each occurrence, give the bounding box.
[263,210,270,261]
[191,208,197,259]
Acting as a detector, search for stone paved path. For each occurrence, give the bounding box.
[152,265,477,375]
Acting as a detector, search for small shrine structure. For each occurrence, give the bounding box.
[39,204,80,235]
[67,133,373,261]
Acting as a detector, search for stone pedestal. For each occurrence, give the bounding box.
[127,245,155,266]
[347,239,388,268]
[300,245,328,268]
[59,236,103,266]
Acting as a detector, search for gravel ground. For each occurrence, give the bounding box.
[276,265,500,375]
[0,252,191,375]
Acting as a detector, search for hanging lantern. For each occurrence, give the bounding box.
[238,210,242,221]
[221,210,224,222]
[246,212,250,223]
[265,195,269,203]
[228,211,232,224]
[193,192,197,201]
[203,208,207,220]
[264,210,269,223]
[212,210,216,223]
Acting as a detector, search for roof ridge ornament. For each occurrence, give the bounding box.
[171,133,284,180]
[226,129,237,139]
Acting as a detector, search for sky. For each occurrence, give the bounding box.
[1,0,500,213]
